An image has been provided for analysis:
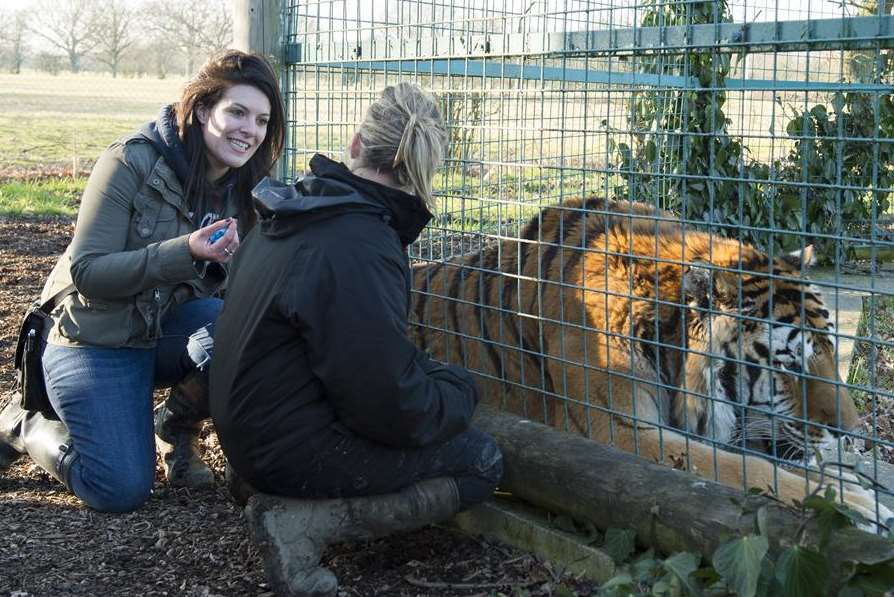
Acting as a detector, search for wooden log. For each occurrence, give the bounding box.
[473,405,894,573]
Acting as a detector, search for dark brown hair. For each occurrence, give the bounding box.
[175,49,285,230]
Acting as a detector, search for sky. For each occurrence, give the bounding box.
[2,0,145,10]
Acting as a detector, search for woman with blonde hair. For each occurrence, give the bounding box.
[209,82,502,596]
[0,50,285,512]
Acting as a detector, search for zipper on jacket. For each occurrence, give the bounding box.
[144,288,162,341]
[153,288,162,339]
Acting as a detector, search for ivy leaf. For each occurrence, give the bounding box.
[645,140,657,162]
[804,490,870,547]
[847,561,894,596]
[756,553,783,597]
[774,546,830,597]
[599,572,634,592]
[631,549,659,581]
[712,535,769,597]
[604,528,637,564]
[663,551,704,596]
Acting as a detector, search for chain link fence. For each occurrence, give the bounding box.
[282,0,894,530]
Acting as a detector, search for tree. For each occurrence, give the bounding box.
[0,9,28,74]
[29,0,100,73]
[91,0,137,78]
[144,0,232,75]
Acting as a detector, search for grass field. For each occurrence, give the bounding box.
[0,71,184,174]
[0,71,184,215]
[0,178,85,217]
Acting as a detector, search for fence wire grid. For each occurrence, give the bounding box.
[282,0,894,530]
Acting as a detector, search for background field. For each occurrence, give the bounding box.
[0,72,182,215]
[0,72,184,178]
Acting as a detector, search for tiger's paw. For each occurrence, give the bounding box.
[813,472,894,535]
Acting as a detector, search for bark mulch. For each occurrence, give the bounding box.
[0,216,598,597]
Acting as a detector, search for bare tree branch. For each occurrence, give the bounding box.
[91,0,137,78]
[143,0,232,76]
[28,0,101,73]
[0,9,29,74]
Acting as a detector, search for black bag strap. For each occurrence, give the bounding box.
[36,283,78,315]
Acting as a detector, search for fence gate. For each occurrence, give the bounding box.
[280,0,894,530]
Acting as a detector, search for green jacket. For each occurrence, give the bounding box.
[41,134,235,348]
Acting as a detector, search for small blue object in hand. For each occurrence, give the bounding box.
[208,226,228,245]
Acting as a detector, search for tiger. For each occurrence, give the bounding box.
[409,196,891,528]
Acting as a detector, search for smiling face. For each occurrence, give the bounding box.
[198,84,271,182]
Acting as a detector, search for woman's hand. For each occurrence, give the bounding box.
[188,218,240,263]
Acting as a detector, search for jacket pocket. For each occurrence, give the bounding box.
[132,190,180,241]
[135,286,171,341]
[57,294,136,347]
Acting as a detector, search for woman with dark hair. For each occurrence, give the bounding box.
[0,49,285,513]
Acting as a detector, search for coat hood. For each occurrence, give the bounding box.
[138,104,191,188]
[252,154,433,246]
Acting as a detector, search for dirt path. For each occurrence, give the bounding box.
[0,217,596,597]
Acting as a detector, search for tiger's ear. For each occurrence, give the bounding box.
[779,245,817,269]
[683,264,738,308]
[682,265,711,304]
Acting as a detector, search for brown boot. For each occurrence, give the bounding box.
[154,371,214,488]
[245,477,461,597]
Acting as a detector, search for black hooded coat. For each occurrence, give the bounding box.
[209,155,480,492]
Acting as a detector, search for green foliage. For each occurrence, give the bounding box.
[438,91,485,175]
[712,535,769,597]
[597,463,894,596]
[605,527,638,564]
[662,552,704,596]
[608,0,894,262]
[773,546,829,597]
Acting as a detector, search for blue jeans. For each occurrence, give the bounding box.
[41,298,222,512]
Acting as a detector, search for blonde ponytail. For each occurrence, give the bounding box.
[356,83,446,210]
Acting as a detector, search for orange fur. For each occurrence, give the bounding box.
[410,197,880,519]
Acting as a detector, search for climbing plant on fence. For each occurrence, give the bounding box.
[609,0,894,262]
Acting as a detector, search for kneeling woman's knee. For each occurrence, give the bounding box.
[454,430,503,508]
[475,434,503,486]
[80,471,154,513]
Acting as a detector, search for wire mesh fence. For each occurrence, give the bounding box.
[282,0,894,530]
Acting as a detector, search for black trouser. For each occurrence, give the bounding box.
[268,424,503,509]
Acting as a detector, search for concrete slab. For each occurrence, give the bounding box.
[811,268,894,381]
[452,498,616,584]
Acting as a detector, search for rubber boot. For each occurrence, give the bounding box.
[245,477,462,597]
[0,397,27,470]
[154,370,214,488]
[0,399,78,486]
[18,410,80,486]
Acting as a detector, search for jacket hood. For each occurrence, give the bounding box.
[252,154,433,245]
[139,104,191,188]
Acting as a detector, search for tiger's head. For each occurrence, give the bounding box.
[673,247,860,462]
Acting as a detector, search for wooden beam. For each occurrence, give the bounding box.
[473,405,894,577]
[233,0,283,70]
